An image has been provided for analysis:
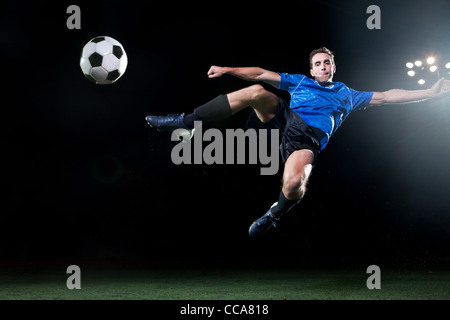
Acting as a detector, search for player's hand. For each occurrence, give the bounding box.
[207,66,226,78]
[430,78,450,97]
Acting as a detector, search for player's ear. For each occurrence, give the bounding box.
[310,68,315,77]
[333,64,336,73]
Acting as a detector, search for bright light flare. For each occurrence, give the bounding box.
[445,62,450,69]
[418,79,426,85]
[407,70,415,77]
[415,60,423,67]
[429,65,437,72]
[426,57,435,64]
[406,62,414,68]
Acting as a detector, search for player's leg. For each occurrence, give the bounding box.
[227,84,279,122]
[145,84,279,131]
[280,149,314,202]
[248,149,314,238]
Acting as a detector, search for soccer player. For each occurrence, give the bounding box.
[145,47,450,237]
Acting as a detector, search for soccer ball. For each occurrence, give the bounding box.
[80,36,128,85]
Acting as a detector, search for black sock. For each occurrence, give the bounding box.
[270,191,300,219]
[183,113,200,129]
[183,95,232,129]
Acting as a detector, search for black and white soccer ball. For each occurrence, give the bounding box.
[80,36,128,85]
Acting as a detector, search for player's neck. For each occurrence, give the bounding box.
[313,76,334,87]
[316,80,333,87]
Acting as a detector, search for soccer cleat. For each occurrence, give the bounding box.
[145,113,198,141]
[145,113,186,132]
[248,202,279,238]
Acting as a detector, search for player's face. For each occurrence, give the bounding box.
[310,53,336,83]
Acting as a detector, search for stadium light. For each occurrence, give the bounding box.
[405,54,448,87]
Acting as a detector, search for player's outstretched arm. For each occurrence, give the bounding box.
[207,66,281,88]
[369,78,450,106]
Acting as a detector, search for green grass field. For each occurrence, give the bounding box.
[1,264,449,300]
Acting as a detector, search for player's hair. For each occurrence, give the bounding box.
[309,47,335,68]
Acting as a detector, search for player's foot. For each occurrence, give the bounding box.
[248,203,279,238]
[145,113,186,132]
[146,113,198,141]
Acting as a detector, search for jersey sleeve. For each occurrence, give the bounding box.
[349,88,374,111]
[278,73,306,94]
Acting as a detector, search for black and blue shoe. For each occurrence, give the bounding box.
[145,113,197,141]
[145,113,186,132]
[248,203,279,238]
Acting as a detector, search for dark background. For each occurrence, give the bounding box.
[2,0,450,268]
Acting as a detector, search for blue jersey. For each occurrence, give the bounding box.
[278,73,373,150]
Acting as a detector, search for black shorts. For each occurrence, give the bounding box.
[246,97,321,165]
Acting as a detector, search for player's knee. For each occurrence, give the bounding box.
[283,175,305,200]
[247,84,266,101]
[283,164,312,200]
